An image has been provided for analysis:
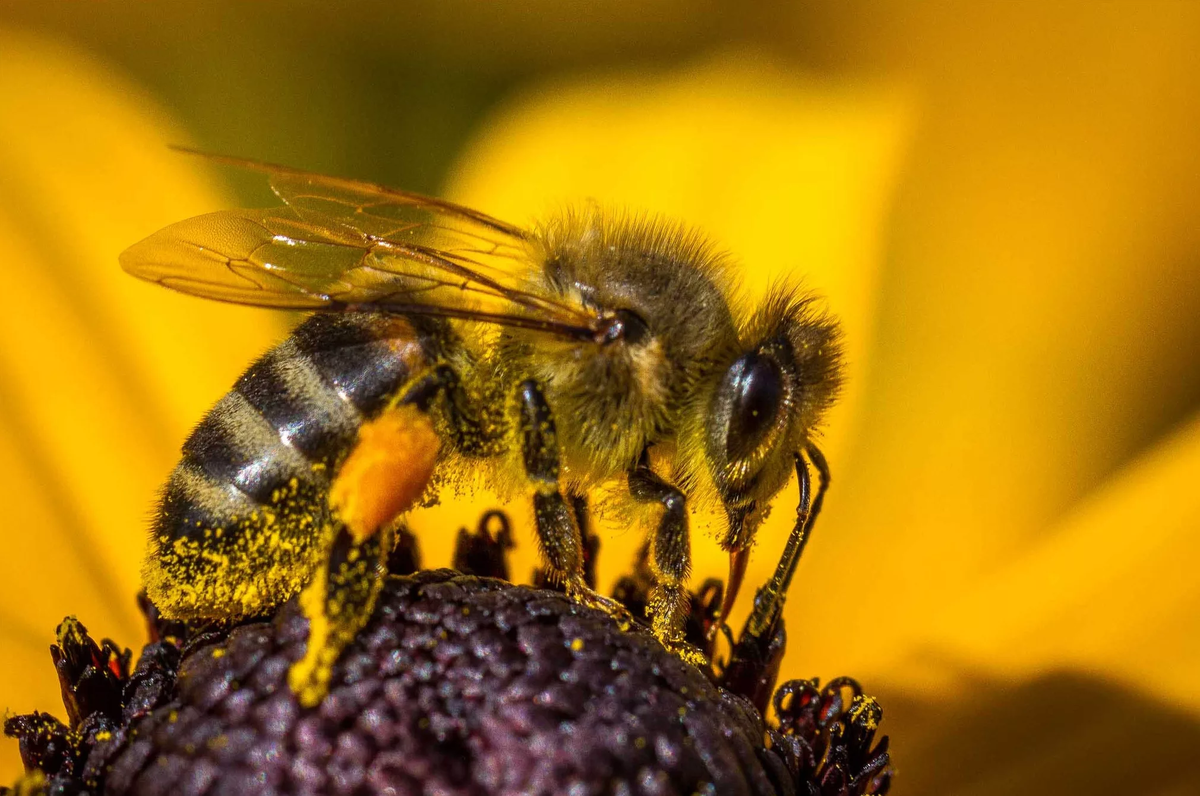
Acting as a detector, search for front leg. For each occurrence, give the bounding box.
[743,443,830,639]
[628,454,707,667]
[516,380,632,629]
[720,444,830,707]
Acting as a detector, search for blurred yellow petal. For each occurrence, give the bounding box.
[888,410,1200,711]
[0,29,283,778]
[784,1,1200,685]
[439,52,912,595]
[871,415,1200,794]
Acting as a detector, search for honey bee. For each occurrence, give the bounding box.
[121,151,842,704]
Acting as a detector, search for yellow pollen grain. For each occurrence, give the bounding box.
[570,638,585,652]
[329,404,440,542]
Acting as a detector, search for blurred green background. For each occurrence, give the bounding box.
[4,1,747,197]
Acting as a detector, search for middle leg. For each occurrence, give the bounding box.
[516,379,632,629]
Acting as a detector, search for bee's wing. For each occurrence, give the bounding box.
[120,152,600,340]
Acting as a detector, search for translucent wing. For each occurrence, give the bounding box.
[120,151,601,340]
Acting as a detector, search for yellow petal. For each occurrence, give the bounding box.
[0,29,283,778]
[779,2,1200,685]
[886,410,1200,712]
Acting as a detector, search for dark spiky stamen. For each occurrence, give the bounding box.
[452,509,514,580]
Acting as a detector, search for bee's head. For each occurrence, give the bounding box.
[706,287,843,553]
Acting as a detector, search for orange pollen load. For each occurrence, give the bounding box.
[328,404,440,542]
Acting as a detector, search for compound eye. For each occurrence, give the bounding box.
[725,352,784,460]
[599,309,650,346]
[615,309,650,346]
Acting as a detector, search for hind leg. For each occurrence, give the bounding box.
[288,522,392,706]
[288,373,452,705]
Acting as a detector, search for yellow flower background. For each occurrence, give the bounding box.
[2,4,1199,791]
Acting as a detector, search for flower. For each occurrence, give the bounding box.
[5,526,892,795]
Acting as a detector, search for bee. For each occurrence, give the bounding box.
[121,151,843,704]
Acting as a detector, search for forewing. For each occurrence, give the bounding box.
[121,210,347,307]
[121,154,599,337]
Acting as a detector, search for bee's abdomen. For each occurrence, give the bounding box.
[157,313,439,542]
[233,339,360,469]
[290,313,436,416]
[179,388,322,503]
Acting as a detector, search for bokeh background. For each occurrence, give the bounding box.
[2,2,1199,791]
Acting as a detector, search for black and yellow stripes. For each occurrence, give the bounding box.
[234,337,361,467]
[181,390,317,505]
[291,313,443,416]
[147,312,445,622]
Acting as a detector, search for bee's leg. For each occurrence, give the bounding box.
[628,455,707,667]
[720,446,827,707]
[288,396,444,706]
[743,443,830,641]
[395,364,487,453]
[568,493,601,590]
[517,380,632,629]
[288,521,391,707]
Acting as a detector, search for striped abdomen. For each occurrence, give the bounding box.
[146,312,441,619]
